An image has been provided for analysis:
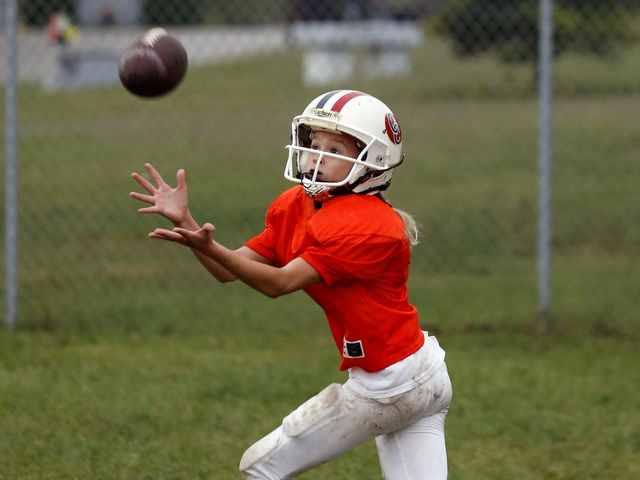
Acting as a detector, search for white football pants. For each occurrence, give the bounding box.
[239,364,452,479]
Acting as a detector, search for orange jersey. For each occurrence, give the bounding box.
[245,186,424,372]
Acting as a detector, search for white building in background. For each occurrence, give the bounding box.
[290,20,424,87]
[77,0,142,25]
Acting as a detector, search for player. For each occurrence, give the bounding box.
[129,90,453,479]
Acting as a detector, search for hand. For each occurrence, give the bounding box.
[129,163,189,225]
[149,223,216,253]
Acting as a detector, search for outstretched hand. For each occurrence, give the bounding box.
[149,223,216,252]
[130,163,189,225]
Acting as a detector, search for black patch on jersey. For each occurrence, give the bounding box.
[343,339,365,358]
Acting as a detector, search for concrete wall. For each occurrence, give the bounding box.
[0,26,287,88]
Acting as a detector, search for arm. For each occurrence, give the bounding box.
[204,239,321,297]
[149,224,321,298]
[174,211,269,283]
[129,163,270,283]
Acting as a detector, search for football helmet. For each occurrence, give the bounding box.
[284,90,404,197]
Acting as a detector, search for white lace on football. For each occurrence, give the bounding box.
[142,28,167,47]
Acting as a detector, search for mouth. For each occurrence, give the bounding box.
[303,171,325,181]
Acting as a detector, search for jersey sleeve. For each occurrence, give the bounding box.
[301,232,403,286]
[244,205,278,263]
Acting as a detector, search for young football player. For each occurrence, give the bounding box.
[130,90,453,479]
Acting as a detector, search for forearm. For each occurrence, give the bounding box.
[192,249,237,283]
[176,213,236,283]
[202,241,289,297]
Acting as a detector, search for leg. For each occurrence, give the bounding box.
[239,383,378,479]
[375,411,448,480]
[240,364,453,479]
[375,365,453,480]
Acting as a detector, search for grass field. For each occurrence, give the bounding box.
[0,35,639,479]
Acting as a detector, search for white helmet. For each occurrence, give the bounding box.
[284,90,404,197]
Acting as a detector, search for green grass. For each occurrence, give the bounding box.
[0,36,639,478]
[0,330,638,479]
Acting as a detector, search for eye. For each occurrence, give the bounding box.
[310,143,319,150]
[329,148,340,154]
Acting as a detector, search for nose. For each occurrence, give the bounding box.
[309,151,324,166]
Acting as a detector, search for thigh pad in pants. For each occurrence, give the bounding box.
[239,384,345,473]
[282,383,344,438]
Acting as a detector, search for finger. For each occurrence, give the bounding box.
[149,228,182,239]
[144,163,167,188]
[176,168,187,190]
[202,223,216,233]
[172,227,205,244]
[129,191,155,205]
[172,227,192,237]
[131,172,155,194]
[148,229,188,244]
[149,234,188,246]
[138,206,159,214]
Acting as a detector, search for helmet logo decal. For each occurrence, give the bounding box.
[385,112,402,144]
[310,108,339,119]
[331,91,365,112]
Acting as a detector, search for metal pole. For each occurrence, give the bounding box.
[5,0,19,329]
[538,0,553,333]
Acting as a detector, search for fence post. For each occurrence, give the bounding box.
[4,0,19,329]
[538,0,554,333]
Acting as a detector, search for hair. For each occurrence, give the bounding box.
[378,193,419,247]
[393,207,420,247]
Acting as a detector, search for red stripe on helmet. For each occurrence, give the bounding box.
[331,91,365,112]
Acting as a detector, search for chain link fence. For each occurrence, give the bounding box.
[6,1,640,94]
[3,0,639,335]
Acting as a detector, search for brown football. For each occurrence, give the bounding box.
[118,28,188,98]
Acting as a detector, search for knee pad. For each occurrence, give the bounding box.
[238,428,282,475]
[282,383,343,438]
[238,383,346,476]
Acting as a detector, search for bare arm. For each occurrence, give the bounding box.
[174,211,269,283]
[149,224,321,298]
[129,163,270,283]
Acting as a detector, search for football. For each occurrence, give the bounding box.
[118,28,188,98]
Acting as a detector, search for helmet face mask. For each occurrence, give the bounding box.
[284,90,404,197]
[295,145,361,188]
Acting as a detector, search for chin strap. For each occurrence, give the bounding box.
[330,168,391,197]
[302,169,392,201]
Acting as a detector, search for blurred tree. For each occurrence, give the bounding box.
[142,0,205,25]
[204,0,290,24]
[142,0,292,25]
[435,0,640,63]
[293,0,346,21]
